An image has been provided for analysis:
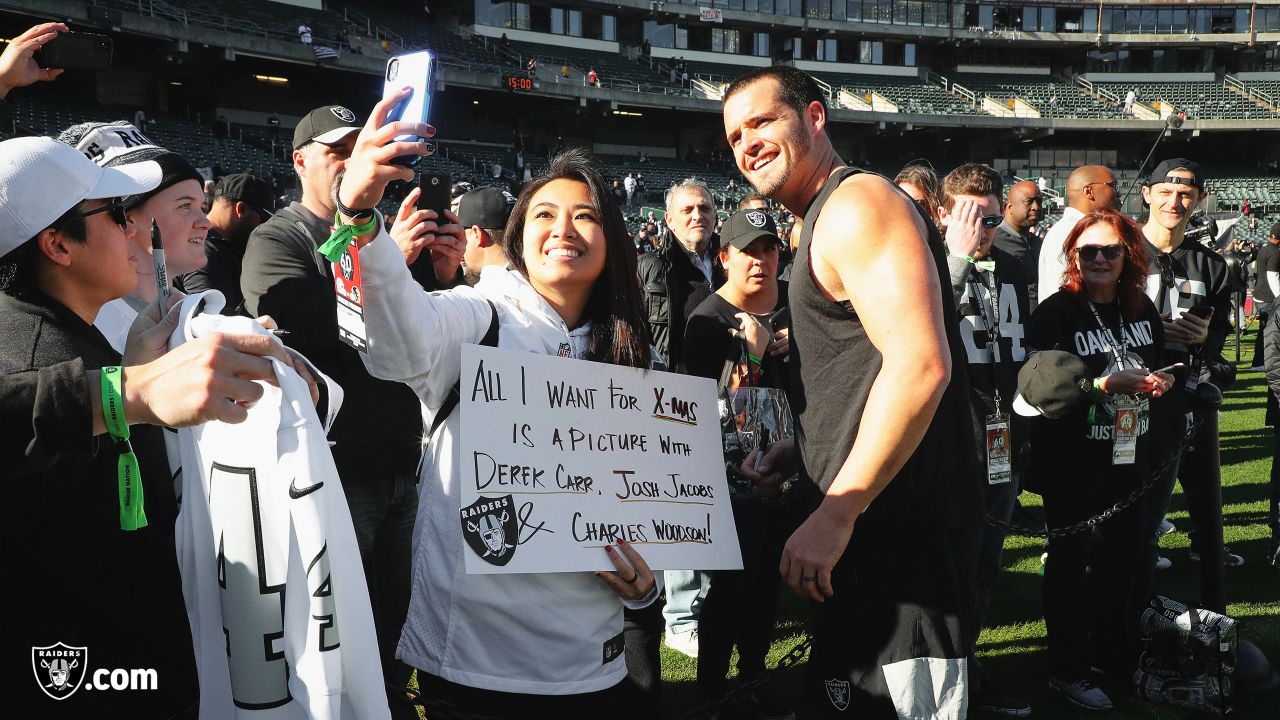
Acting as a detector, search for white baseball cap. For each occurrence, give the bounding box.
[0,136,162,259]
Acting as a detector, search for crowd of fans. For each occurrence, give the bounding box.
[4,21,1279,720]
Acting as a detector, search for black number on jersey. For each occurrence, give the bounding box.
[210,462,292,710]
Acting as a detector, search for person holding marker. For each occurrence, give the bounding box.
[338,89,660,717]
[0,135,200,715]
[56,120,209,352]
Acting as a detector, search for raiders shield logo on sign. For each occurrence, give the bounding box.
[825,678,851,711]
[745,210,768,228]
[32,643,87,700]
[461,495,519,566]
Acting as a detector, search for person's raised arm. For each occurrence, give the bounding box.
[779,174,953,602]
[337,89,493,406]
[0,22,67,99]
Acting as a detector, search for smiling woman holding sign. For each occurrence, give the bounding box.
[337,89,659,718]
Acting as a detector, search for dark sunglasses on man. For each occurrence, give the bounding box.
[1075,245,1126,262]
[52,198,128,230]
[981,215,1003,229]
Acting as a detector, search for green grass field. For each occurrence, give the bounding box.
[658,327,1280,719]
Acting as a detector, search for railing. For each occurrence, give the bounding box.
[90,0,347,48]
[950,82,978,107]
[1226,74,1278,110]
[813,76,835,103]
[339,6,404,50]
[925,71,949,90]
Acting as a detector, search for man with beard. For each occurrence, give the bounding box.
[995,179,1044,311]
[726,66,981,719]
[178,174,274,314]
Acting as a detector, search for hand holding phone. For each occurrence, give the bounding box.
[0,22,69,96]
[381,50,435,167]
[34,30,111,71]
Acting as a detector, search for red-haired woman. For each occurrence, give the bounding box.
[1019,209,1174,711]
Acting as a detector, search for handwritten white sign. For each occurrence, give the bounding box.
[459,344,742,574]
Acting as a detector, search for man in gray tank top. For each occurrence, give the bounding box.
[725,66,983,719]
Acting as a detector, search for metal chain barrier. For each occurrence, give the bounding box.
[987,416,1205,539]
[680,633,813,720]
[408,417,1209,720]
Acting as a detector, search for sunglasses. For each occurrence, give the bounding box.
[981,215,1003,229]
[1075,245,1126,262]
[53,199,128,230]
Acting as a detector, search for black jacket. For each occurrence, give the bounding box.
[636,238,724,371]
[177,226,247,314]
[0,291,198,716]
[240,202,423,482]
[1266,310,1280,423]
[2,358,91,476]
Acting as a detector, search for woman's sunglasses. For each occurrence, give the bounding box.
[53,199,129,230]
[1074,245,1125,262]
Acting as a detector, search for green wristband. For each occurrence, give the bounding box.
[318,211,380,263]
[747,353,763,366]
[101,367,147,531]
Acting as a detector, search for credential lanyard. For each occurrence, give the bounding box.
[1087,301,1130,372]
[968,262,1004,413]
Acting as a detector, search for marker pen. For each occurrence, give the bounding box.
[151,219,169,307]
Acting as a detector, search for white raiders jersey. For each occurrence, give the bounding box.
[170,291,390,720]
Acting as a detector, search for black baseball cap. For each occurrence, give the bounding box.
[1012,350,1093,419]
[1146,158,1204,191]
[292,105,361,149]
[719,208,781,251]
[458,186,516,230]
[215,174,274,218]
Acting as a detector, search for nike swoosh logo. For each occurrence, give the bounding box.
[289,479,324,499]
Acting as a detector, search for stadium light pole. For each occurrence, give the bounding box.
[1120,113,1186,208]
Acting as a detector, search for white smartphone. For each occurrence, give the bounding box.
[381,50,434,166]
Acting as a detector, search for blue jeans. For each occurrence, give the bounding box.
[662,569,711,634]
[343,470,419,719]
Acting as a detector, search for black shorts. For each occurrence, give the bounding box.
[805,515,978,719]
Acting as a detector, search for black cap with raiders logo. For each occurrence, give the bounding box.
[1012,350,1093,419]
[292,105,361,150]
[719,208,781,251]
[1145,158,1204,191]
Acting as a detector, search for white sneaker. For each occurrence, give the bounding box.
[1158,518,1177,535]
[1155,555,1173,570]
[664,627,699,657]
[1050,677,1114,711]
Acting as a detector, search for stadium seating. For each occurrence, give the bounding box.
[951,75,1127,119]
[819,74,986,116]
[92,0,348,46]
[1094,81,1280,120]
